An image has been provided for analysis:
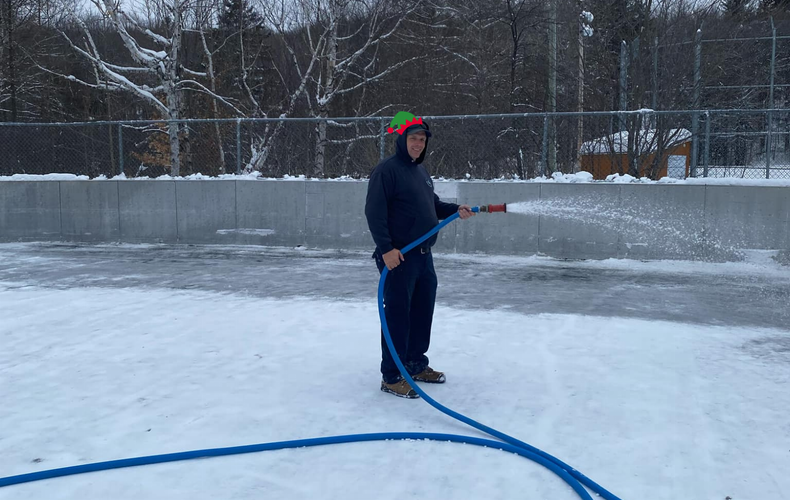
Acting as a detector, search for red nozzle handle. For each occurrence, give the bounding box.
[488,203,507,213]
[478,203,507,213]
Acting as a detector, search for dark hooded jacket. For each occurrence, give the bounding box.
[365,122,459,254]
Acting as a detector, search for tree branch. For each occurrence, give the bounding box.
[177,80,245,115]
[335,55,424,96]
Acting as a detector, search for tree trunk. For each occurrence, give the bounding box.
[3,0,18,121]
[166,80,181,176]
[168,120,181,176]
[547,0,557,174]
[314,116,327,178]
[181,122,193,175]
[202,27,225,173]
[508,6,525,180]
[166,2,182,176]
[627,116,637,177]
[200,30,226,173]
[314,2,338,178]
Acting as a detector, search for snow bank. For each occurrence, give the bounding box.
[0,173,90,181]
[2,171,790,187]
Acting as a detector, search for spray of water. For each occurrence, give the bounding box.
[506,198,742,261]
[508,200,591,218]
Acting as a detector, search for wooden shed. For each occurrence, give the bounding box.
[580,128,692,180]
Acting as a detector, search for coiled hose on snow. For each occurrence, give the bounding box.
[0,206,621,500]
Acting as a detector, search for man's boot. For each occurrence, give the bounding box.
[412,366,445,383]
[380,379,419,398]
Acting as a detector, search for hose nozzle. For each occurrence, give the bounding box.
[476,203,507,213]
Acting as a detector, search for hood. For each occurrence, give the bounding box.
[395,122,431,164]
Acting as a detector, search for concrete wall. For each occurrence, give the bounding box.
[0,182,61,241]
[1,180,788,262]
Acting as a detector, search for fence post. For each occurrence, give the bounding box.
[379,117,386,161]
[690,29,702,178]
[766,21,776,180]
[619,40,628,132]
[766,109,772,179]
[703,111,710,178]
[690,111,700,178]
[540,115,549,177]
[236,119,242,175]
[118,124,124,177]
[770,18,776,111]
[652,36,659,110]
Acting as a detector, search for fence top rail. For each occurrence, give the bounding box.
[659,35,790,48]
[0,109,787,128]
[705,84,790,90]
[702,35,790,43]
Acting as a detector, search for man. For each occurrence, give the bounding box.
[365,113,474,398]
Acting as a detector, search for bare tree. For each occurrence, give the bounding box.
[497,0,543,112]
[466,0,544,177]
[1,0,66,121]
[51,0,242,175]
[293,0,424,177]
[1,0,34,120]
[240,0,328,173]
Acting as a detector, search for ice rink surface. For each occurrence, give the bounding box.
[1,242,789,499]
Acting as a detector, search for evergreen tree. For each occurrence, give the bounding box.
[219,0,262,34]
[722,0,751,17]
[760,0,790,12]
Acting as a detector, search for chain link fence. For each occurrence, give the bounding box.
[0,110,788,180]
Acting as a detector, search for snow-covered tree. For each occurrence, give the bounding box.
[290,0,423,177]
[54,0,242,175]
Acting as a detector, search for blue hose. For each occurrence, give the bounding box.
[379,209,621,500]
[0,207,621,500]
[0,433,590,496]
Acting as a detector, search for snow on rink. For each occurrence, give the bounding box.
[1,243,789,499]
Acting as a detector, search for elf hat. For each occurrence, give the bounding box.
[387,111,432,137]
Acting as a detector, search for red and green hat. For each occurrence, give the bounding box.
[387,111,429,135]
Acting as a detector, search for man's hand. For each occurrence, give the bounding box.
[382,249,405,270]
[458,205,476,220]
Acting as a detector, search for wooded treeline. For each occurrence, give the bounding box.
[1,0,788,177]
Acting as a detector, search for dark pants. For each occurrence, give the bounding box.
[374,248,438,384]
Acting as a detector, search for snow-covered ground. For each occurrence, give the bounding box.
[1,243,789,499]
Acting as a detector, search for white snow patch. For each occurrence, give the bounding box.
[216,229,275,236]
[0,284,788,499]
[606,173,638,183]
[0,173,90,181]
[436,252,790,278]
[551,171,593,183]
